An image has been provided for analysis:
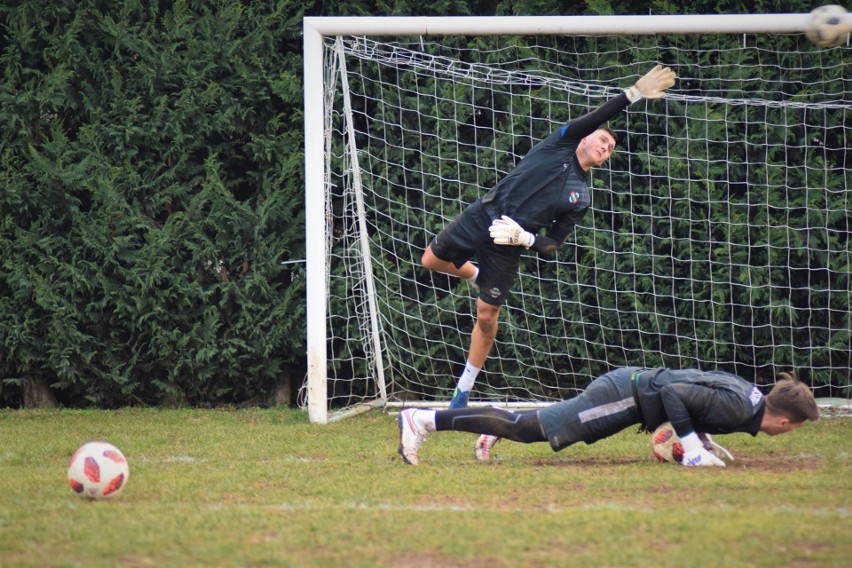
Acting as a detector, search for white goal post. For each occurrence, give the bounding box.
[303,15,850,424]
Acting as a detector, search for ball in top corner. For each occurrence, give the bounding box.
[651,422,684,464]
[67,441,130,500]
[805,4,850,48]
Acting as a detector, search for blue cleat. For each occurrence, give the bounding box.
[448,388,469,409]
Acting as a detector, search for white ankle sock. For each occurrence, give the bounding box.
[456,361,481,392]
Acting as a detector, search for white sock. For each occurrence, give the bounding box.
[456,361,481,392]
[414,409,437,432]
[464,266,479,285]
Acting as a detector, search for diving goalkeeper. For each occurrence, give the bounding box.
[397,368,819,466]
[420,65,677,409]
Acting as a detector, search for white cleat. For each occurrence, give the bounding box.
[398,409,427,465]
[473,434,500,461]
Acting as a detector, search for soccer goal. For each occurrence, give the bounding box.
[303,15,851,424]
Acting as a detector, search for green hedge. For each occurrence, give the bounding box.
[0,0,309,406]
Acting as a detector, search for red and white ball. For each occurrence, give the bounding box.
[651,422,684,463]
[67,441,129,500]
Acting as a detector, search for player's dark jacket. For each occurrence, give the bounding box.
[479,93,631,247]
[633,368,766,438]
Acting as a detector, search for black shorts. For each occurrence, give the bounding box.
[429,201,522,306]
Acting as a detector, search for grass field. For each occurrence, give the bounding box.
[1,407,850,567]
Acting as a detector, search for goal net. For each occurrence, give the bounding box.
[304,16,850,423]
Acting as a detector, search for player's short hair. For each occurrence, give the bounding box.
[765,372,820,423]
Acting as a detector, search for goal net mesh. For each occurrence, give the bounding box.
[320,32,850,411]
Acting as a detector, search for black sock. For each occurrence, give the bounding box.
[435,407,546,443]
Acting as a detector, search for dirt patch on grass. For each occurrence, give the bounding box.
[387,546,591,568]
[725,455,823,472]
[532,456,647,468]
[526,454,822,473]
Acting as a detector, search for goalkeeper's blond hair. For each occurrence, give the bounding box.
[765,372,820,424]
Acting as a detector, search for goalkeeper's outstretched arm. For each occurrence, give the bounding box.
[489,217,568,256]
[562,64,677,140]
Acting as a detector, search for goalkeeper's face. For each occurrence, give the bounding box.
[577,129,617,170]
[762,416,805,436]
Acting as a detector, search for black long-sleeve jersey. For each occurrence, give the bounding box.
[635,369,766,438]
[479,92,632,247]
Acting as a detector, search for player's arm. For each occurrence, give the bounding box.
[659,383,730,467]
[491,232,571,257]
[537,206,591,254]
[490,213,582,255]
[529,235,559,256]
[529,215,582,256]
[489,215,576,255]
[561,65,677,140]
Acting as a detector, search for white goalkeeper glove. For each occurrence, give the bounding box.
[489,215,535,248]
[700,433,735,461]
[680,432,726,467]
[625,64,677,103]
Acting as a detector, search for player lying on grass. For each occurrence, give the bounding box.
[397,367,819,467]
[420,65,677,410]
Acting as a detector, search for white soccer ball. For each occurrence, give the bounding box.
[67,441,130,500]
[805,4,850,48]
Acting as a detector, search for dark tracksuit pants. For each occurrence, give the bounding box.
[537,367,647,451]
